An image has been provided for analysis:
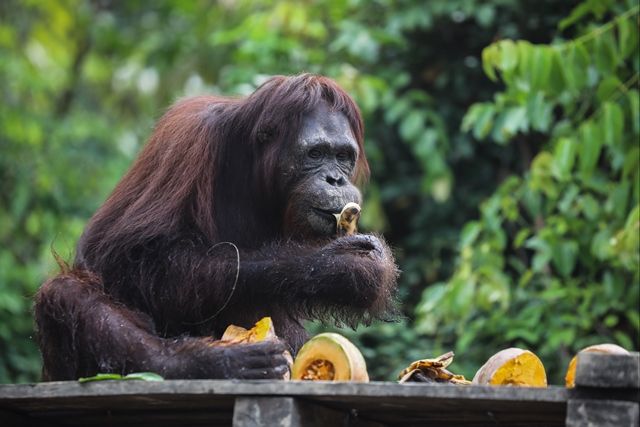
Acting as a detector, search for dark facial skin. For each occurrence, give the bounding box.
[279,103,362,238]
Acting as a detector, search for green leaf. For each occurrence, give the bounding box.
[123,372,165,381]
[416,283,448,317]
[414,129,437,159]
[78,373,124,383]
[547,49,567,93]
[493,106,528,143]
[580,194,600,220]
[430,175,451,202]
[558,184,580,213]
[399,110,424,141]
[460,221,481,248]
[521,187,542,218]
[613,331,634,351]
[516,40,534,83]
[628,89,639,134]
[591,228,613,260]
[481,44,498,81]
[472,104,496,140]
[526,236,552,272]
[527,92,552,132]
[530,152,559,198]
[551,240,579,278]
[78,372,164,383]
[559,2,593,30]
[531,46,553,91]
[461,103,484,132]
[601,102,624,146]
[578,121,603,178]
[514,228,531,248]
[596,76,623,103]
[449,275,476,313]
[624,204,640,229]
[475,4,496,27]
[505,328,539,343]
[385,97,410,124]
[603,314,618,327]
[553,137,577,179]
[605,180,630,218]
[617,14,639,59]
[627,309,640,332]
[496,39,518,72]
[623,146,639,180]
[594,30,619,74]
[518,269,534,287]
[490,111,509,144]
[561,43,589,92]
[547,328,576,350]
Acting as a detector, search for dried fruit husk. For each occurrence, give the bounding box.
[473,348,547,387]
[565,343,629,388]
[398,351,471,385]
[292,333,369,382]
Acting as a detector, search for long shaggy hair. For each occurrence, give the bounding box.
[77,74,369,270]
[35,74,398,380]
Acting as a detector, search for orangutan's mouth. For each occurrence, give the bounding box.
[312,207,339,222]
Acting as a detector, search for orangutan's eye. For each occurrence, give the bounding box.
[336,151,350,161]
[308,148,323,159]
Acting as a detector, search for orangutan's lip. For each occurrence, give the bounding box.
[312,207,340,220]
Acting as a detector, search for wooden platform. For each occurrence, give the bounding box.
[0,352,638,426]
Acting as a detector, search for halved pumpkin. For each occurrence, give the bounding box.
[292,333,369,382]
[565,343,629,388]
[472,348,547,387]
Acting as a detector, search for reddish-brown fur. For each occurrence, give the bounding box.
[34,74,397,380]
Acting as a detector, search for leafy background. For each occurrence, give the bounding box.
[0,0,638,384]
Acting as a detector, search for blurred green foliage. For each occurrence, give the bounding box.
[416,0,640,382]
[0,0,637,384]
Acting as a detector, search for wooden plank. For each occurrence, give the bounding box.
[0,408,39,427]
[0,381,570,427]
[232,397,359,427]
[312,394,566,426]
[564,352,640,427]
[566,399,639,427]
[29,408,234,427]
[0,380,570,402]
[575,352,640,388]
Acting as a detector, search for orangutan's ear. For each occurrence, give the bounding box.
[256,125,275,144]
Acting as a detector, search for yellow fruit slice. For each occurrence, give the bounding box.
[334,202,361,236]
[565,343,629,388]
[217,317,292,380]
[472,348,547,387]
[221,317,276,344]
[292,333,369,382]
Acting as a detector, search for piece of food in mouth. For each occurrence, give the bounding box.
[291,332,369,382]
[398,351,471,384]
[472,348,547,387]
[334,202,361,236]
[565,343,629,388]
